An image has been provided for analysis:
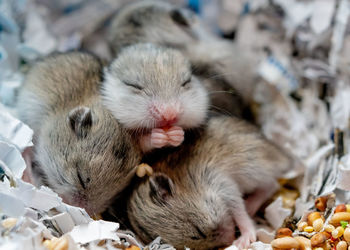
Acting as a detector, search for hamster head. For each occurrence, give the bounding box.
[35,104,141,215]
[102,44,209,130]
[109,1,200,53]
[127,173,236,249]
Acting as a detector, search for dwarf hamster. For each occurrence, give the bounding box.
[126,116,299,249]
[107,0,258,118]
[16,52,142,215]
[101,43,209,152]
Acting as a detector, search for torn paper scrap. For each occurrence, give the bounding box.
[68,220,121,244]
[0,104,33,151]
[264,196,292,230]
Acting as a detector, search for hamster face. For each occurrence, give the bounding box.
[109,1,200,53]
[127,173,236,249]
[102,44,209,130]
[35,105,140,215]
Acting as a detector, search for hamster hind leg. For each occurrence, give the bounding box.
[231,196,257,249]
[244,180,279,217]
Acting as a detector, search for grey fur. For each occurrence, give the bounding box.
[102,43,209,129]
[107,1,259,117]
[17,52,142,215]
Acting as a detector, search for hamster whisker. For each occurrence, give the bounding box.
[207,90,237,95]
[205,72,241,80]
[208,105,233,116]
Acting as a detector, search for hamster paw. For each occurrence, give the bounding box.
[166,126,184,147]
[150,128,169,148]
[233,230,256,249]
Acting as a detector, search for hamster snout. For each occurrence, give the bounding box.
[60,193,89,213]
[213,218,236,246]
[149,101,183,127]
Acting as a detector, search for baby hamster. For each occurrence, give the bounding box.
[101,43,209,152]
[17,52,142,215]
[126,116,299,249]
[107,0,258,118]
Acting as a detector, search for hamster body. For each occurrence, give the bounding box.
[107,1,258,118]
[127,116,298,249]
[17,52,142,215]
[102,43,209,152]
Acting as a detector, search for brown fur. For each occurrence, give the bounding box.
[127,116,298,249]
[17,52,142,215]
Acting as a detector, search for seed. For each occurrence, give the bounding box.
[311,232,328,247]
[344,228,350,242]
[337,241,348,250]
[336,204,347,213]
[304,226,314,233]
[276,228,293,238]
[298,222,308,231]
[294,236,311,250]
[1,218,17,229]
[331,212,350,225]
[308,212,322,225]
[271,236,300,249]
[346,204,350,213]
[313,218,324,232]
[144,164,153,176]
[136,164,147,177]
[332,227,345,238]
[315,196,328,212]
[325,224,336,233]
[126,246,141,250]
[51,237,68,250]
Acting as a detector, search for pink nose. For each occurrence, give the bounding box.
[161,106,178,123]
[150,103,181,126]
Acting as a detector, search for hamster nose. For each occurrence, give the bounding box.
[161,106,178,123]
[150,103,182,125]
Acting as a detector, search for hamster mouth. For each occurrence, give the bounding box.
[216,218,236,246]
[156,118,178,128]
[60,193,95,215]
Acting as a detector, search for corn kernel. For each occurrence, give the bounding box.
[298,221,308,231]
[304,226,314,233]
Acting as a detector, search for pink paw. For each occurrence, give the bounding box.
[166,126,184,147]
[233,230,256,249]
[150,128,168,148]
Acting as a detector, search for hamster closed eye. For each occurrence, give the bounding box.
[101,43,209,153]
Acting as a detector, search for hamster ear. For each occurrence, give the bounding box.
[129,13,142,27]
[170,8,193,27]
[149,173,174,204]
[68,107,92,138]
